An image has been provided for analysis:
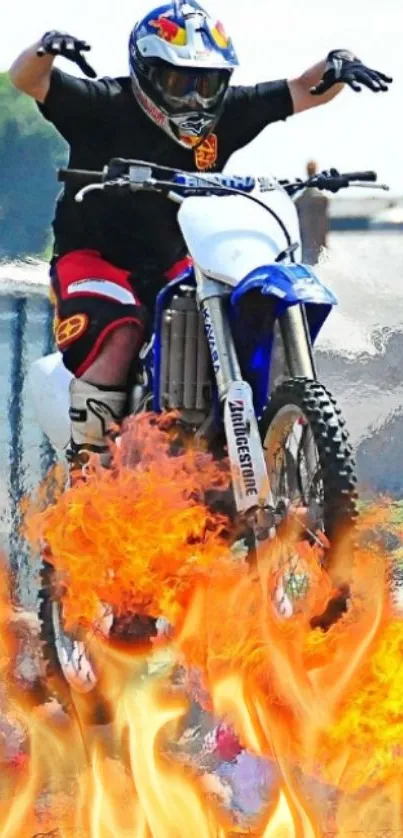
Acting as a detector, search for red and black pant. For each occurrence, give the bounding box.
[50,249,192,376]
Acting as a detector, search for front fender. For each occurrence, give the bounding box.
[229,263,337,416]
[231,263,337,340]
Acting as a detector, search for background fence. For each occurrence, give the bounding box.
[0,288,56,605]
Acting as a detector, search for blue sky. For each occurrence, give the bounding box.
[2,0,402,191]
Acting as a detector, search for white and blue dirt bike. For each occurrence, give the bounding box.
[30,160,386,697]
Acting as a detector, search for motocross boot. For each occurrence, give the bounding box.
[67,378,127,477]
[58,378,156,697]
[48,379,126,695]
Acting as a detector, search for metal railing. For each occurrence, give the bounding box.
[0,287,55,602]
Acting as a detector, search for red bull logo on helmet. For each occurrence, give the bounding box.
[211,20,230,49]
[150,16,187,46]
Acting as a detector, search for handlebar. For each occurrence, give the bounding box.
[308,169,378,194]
[58,168,105,186]
[57,160,388,202]
[342,171,377,183]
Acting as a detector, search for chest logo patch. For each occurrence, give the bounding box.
[194,134,218,171]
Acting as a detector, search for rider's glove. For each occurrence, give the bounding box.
[311,49,392,95]
[36,30,97,79]
[313,168,346,193]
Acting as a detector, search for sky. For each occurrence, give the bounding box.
[2,0,402,192]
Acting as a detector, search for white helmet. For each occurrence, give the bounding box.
[129,1,239,148]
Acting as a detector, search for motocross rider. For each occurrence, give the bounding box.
[9,0,392,469]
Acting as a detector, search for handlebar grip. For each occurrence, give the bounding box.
[343,171,377,183]
[58,168,104,186]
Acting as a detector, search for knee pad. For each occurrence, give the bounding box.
[58,307,146,379]
[51,251,147,377]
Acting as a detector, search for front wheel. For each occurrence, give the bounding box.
[260,377,358,545]
[259,378,358,626]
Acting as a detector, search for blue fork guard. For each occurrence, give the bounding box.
[229,263,337,416]
[230,262,337,321]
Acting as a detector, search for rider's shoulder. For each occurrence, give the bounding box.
[220,83,261,112]
[62,74,133,104]
[94,76,133,97]
[223,81,289,104]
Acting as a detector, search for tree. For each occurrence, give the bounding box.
[0,73,67,259]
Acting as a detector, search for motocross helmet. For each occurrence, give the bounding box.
[129,1,239,149]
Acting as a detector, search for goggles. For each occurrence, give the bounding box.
[152,66,230,111]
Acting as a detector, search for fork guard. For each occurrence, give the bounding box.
[230,262,337,343]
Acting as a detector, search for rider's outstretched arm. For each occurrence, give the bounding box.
[289,50,392,114]
[288,59,342,113]
[9,31,95,103]
[9,42,54,102]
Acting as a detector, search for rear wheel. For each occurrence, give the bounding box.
[259,378,358,624]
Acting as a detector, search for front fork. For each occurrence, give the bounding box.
[278,304,316,379]
[197,273,274,524]
[278,304,318,478]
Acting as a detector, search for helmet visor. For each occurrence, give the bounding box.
[151,66,231,112]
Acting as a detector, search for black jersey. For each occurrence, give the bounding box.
[38,69,293,273]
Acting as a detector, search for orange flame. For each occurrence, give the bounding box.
[2,414,401,833]
[26,415,232,631]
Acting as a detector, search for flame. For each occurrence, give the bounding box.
[0,414,400,833]
[25,414,232,631]
[262,789,316,838]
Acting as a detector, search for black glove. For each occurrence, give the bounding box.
[36,30,97,79]
[311,49,392,95]
[311,168,346,193]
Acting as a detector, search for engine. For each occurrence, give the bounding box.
[160,288,212,423]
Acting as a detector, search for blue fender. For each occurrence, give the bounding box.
[229,263,337,416]
[230,262,337,338]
